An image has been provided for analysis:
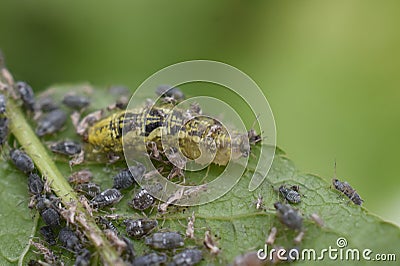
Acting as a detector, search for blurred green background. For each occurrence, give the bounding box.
[0,1,399,225]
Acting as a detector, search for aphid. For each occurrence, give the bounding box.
[75,182,101,198]
[266,227,277,245]
[0,117,8,145]
[16,81,35,111]
[273,202,303,231]
[41,207,61,228]
[35,95,58,112]
[62,94,91,109]
[91,188,122,208]
[10,149,34,173]
[169,248,203,266]
[29,240,59,265]
[332,178,363,205]
[248,128,262,144]
[28,172,44,195]
[129,188,155,211]
[50,140,82,156]
[112,163,145,190]
[186,212,195,239]
[96,216,119,234]
[156,85,185,102]
[75,249,91,266]
[233,251,264,266]
[58,227,82,252]
[0,93,6,114]
[121,236,136,262]
[124,218,158,238]
[36,109,67,136]
[145,232,184,250]
[132,253,167,266]
[310,213,324,227]
[279,185,301,204]
[39,225,56,246]
[68,170,93,184]
[204,231,220,255]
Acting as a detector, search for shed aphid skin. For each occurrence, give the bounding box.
[129,188,155,211]
[62,94,91,110]
[132,252,167,266]
[124,218,158,238]
[169,248,203,266]
[273,202,303,231]
[332,162,364,205]
[29,240,59,265]
[145,232,184,250]
[68,170,93,184]
[266,227,277,245]
[233,251,265,266]
[204,230,220,255]
[50,140,82,156]
[310,213,324,227]
[91,188,122,208]
[186,212,195,239]
[15,81,35,111]
[36,109,67,136]
[75,182,101,198]
[10,148,35,173]
[279,185,301,204]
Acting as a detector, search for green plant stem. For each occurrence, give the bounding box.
[2,69,124,265]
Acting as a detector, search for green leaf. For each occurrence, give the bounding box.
[0,84,398,266]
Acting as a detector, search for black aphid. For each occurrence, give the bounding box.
[41,208,61,228]
[58,227,82,252]
[112,164,145,190]
[124,219,158,238]
[0,93,6,114]
[10,149,34,173]
[28,172,44,195]
[91,188,122,208]
[16,81,35,111]
[0,117,8,145]
[274,202,303,231]
[145,232,184,250]
[50,140,82,156]
[156,85,185,101]
[35,96,59,112]
[75,249,91,266]
[39,226,56,246]
[36,109,67,136]
[279,185,301,204]
[169,248,203,266]
[332,178,363,205]
[129,188,155,211]
[62,94,91,109]
[96,216,119,234]
[132,253,167,266]
[75,182,101,198]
